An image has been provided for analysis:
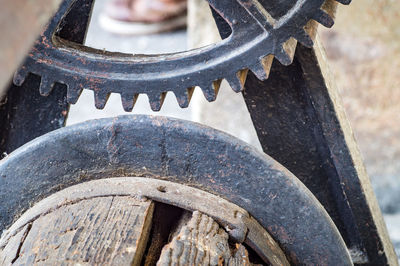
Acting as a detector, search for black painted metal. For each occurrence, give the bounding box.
[241,46,393,264]
[0,0,94,156]
[0,75,68,155]
[0,115,352,265]
[13,0,348,111]
[244,58,354,242]
[55,0,94,44]
[212,6,394,264]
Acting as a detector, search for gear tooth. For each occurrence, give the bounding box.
[275,38,297,65]
[174,87,194,108]
[249,63,268,80]
[314,9,335,28]
[67,88,83,105]
[274,50,291,65]
[226,69,248,93]
[148,92,166,111]
[335,0,351,5]
[200,80,221,102]
[294,30,314,48]
[121,93,138,112]
[94,90,110,110]
[249,54,274,80]
[13,68,28,86]
[39,76,54,96]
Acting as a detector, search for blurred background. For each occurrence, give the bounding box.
[65,0,400,258]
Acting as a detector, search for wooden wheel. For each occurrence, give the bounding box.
[0,178,289,265]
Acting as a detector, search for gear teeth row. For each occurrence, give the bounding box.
[282,0,346,52]
[13,0,351,112]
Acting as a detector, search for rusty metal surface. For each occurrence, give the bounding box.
[0,0,61,96]
[0,115,352,265]
[13,0,350,111]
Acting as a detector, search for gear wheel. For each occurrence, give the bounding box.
[13,0,350,111]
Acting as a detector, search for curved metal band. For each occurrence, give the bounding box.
[0,177,290,265]
[0,115,352,265]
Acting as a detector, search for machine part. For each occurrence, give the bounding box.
[14,0,350,111]
[0,75,69,155]
[0,0,92,156]
[0,0,61,95]
[0,115,352,265]
[240,37,398,265]
[0,177,290,265]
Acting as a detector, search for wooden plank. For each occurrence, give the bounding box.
[0,224,30,265]
[2,196,153,265]
[0,0,61,95]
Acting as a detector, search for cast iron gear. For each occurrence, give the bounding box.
[13,0,350,111]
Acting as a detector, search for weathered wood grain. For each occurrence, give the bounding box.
[0,224,31,265]
[1,177,289,265]
[157,211,254,266]
[2,196,153,265]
